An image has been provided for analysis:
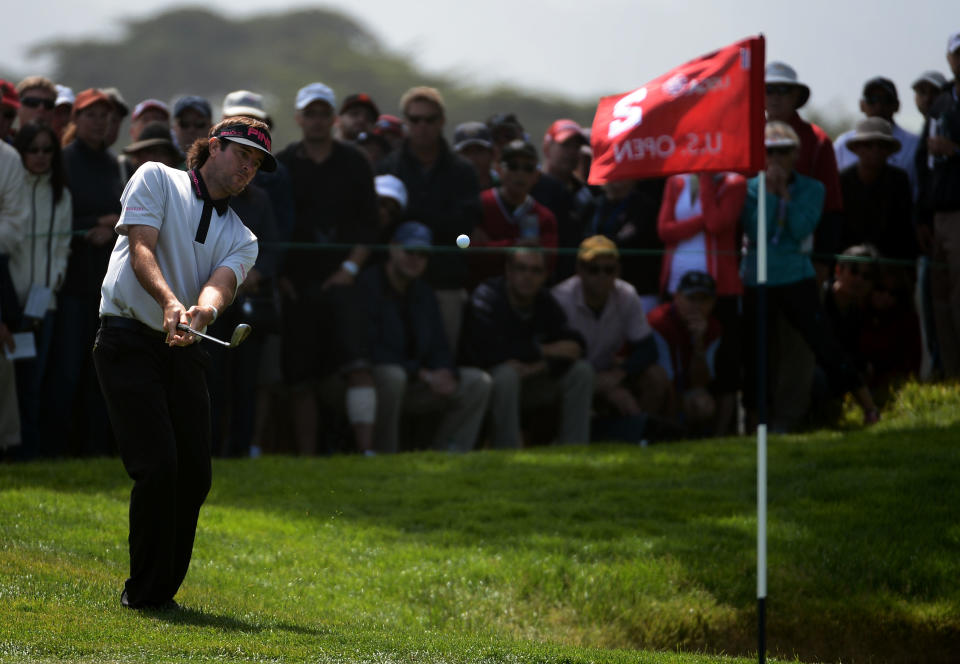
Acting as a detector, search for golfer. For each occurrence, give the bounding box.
[93,116,275,610]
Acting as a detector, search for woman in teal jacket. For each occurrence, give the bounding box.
[741,121,877,426]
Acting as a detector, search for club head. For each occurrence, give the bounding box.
[229,323,252,348]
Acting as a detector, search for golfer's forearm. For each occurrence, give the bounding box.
[130,244,178,310]
[197,267,239,314]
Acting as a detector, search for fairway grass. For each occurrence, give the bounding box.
[1,382,959,663]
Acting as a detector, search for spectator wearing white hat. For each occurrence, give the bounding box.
[927,31,960,378]
[276,82,379,456]
[52,84,74,139]
[763,61,845,430]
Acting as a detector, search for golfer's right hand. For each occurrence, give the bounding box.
[163,301,196,347]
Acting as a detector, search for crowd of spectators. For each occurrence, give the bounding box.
[1,30,959,458]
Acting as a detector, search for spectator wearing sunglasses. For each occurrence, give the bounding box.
[10,122,72,458]
[460,246,592,447]
[552,236,670,424]
[358,221,491,454]
[823,245,877,360]
[741,121,878,430]
[838,118,916,263]
[15,76,57,132]
[834,78,920,200]
[378,86,480,353]
[471,140,558,284]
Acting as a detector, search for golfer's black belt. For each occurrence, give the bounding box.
[100,316,168,343]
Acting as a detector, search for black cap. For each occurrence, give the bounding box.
[862,76,898,102]
[677,271,716,297]
[453,122,493,152]
[501,139,537,162]
[123,122,182,160]
[340,93,380,119]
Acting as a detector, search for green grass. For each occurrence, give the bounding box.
[2,383,960,663]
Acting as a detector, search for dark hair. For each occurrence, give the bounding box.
[186,116,270,170]
[13,122,66,203]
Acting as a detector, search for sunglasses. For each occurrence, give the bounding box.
[583,263,616,276]
[178,120,209,130]
[854,140,890,151]
[864,95,895,106]
[25,145,54,155]
[21,97,55,110]
[503,160,536,173]
[766,146,794,156]
[406,114,440,125]
[765,84,795,96]
[403,248,430,258]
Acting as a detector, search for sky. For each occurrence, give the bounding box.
[3,0,955,134]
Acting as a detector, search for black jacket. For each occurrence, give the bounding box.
[61,140,123,298]
[358,264,453,375]
[459,275,585,369]
[928,84,960,212]
[378,139,480,289]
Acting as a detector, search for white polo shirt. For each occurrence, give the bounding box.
[99,162,258,330]
[551,275,652,371]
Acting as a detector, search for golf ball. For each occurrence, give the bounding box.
[456,234,470,249]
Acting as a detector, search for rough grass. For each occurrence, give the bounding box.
[1,383,959,663]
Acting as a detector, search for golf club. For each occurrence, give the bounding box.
[176,322,252,348]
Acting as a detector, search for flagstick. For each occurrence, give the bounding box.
[756,170,768,664]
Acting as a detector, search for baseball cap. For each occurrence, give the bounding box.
[295,82,335,111]
[173,95,212,120]
[545,119,587,145]
[453,122,493,152]
[101,87,129,117]
[55,85,74,108]
[222,90,268,121]
[73,88,113,113]
[132,98,170,121]
[374,114,404,138]
[375,174,408,210]
[862,77,898,102]
[340,93,379,118]
[578,235,619,262]
[212,121,277,173]
[912,71,947,91]
[677,271,716,297]
[501,139,538,162]
[0,80,19,110]
[948,31,960,54]
[392,221,432,248]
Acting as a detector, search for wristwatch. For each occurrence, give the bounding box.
[341,260,360,276]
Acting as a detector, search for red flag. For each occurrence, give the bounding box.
[588,36,765,184]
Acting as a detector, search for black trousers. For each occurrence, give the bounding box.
[742,279,861,411]
[92,320,212,606]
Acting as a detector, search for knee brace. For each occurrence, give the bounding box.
[345,386,376,425]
